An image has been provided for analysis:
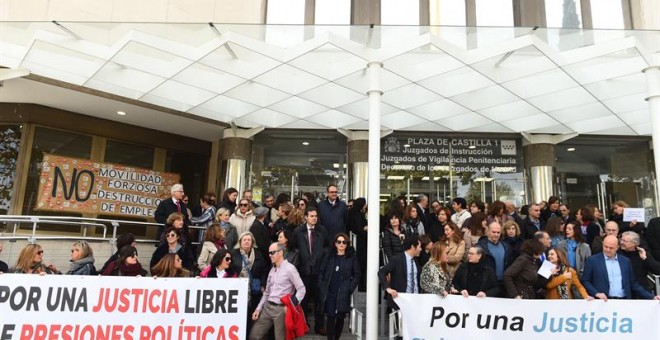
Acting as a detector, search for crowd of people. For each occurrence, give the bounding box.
[2,184,660,340]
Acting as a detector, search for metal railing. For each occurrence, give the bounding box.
[349,293,364,339]
[0,215,162,247]
[389,310,402,339]
[648,274,660,295]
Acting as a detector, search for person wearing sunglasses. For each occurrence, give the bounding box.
[102,245,147,277]
[229,199,256,235]
[14,243,60,274]
[318,233,360,340]
[66,240,96,275]
[150,227,194,272]
[200,249,237,278]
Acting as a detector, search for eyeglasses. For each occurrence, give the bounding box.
[268,250,282,256]
[298,203,306,207]
[37,250,44,255]
[166,233,177,238]
[335,240,348,245]
[328,191,338,194]
[224,257,232,262]
[239,203,249,207]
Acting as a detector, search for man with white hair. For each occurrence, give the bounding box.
[617,231,660,296]
[154,183,190,239]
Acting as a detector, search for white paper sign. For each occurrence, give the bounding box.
[623,208,644,222]
[537,260,556,279]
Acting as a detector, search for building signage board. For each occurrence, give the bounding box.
[34,154,180,218]
[381,136,522,173]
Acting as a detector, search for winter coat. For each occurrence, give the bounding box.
[476,236,513,277]
[503,253,538,299]
[229,210,256,235]
[317,199,348,239]
[452,260,499,297]
[282,294,308,340]
[545,267,588,299]
[381,228,405,260]
[317,247,360,314]
[557,239,591,276]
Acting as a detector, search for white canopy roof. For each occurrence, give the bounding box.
[1,22,659,139]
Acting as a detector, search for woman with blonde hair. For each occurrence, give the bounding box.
[441,222,465,276]
[151,253,190,278]
[67,240,96,275]
[197,223,225,271]
[216,207,239,250]
[14,244,60,274]
[229,198,255,235]
[420,242,452,296]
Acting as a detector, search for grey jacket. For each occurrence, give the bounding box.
[557,239,592,276]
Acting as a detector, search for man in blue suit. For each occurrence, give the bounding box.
[582,235,660,301]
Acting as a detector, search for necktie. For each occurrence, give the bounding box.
[176,200,182,213]
[407,258,415,293]
[309,228,314,254]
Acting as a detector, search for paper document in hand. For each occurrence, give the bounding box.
[537,260,556,279]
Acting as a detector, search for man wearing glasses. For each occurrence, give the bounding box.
[154,183,190,240]
[317,184,348,240]
[250,243,306,340]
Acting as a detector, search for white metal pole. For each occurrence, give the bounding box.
[644,65,660,216]
[366,61,383,340]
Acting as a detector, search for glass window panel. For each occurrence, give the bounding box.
[382,0,420,25]
[545,0,582,28]
[266,0,305,24]
[430,0,466,26]
[475,0,514,27]
[104,140,154,169]
[23,127,92,217]
[165,150,208,215]
[591,0,625,29]
[251,130,347,203]
[0,125,22,215]
[315,0,350,25]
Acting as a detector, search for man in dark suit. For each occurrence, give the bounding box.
[414,194,431,230]
[378,235,422,310]
[294,207,330,335]
[154,183,190,240]
[521,204,545,239]
[582,235,660,301]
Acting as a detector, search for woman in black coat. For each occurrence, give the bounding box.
[452,245,499,298]
[150,227,194,272]
[318,233,360,340]
[348,197,368,291]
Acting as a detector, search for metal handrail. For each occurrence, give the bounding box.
[389,310,402,339]
[0,215,161,245]
[648,274,660,295]
[349,292,364,339]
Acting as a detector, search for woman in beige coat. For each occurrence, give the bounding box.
[442,222,466,276]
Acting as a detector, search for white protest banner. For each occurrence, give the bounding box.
[0,275,248,340]
[396,293,660,340]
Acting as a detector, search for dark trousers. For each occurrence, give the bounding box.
[301,274,324,331]
[326,312,347,340]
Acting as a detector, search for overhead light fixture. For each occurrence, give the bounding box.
[333,163,340,168]
[387,175,405,180]
[302,142,310,146]
[116,111,126,116]
[421,176,441,181]
[469,145,476,149]
[567,147,576,152]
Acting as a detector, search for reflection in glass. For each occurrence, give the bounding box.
[381,0,420,25]
[105,140,154,169]
[545,0,582,28]
[315,0,350,25]
[0,126,21,214]
[430,0,466,26]
[475,0,513,27]
[267,0,305,24]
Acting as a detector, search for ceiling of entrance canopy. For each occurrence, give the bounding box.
[1,22,659,138]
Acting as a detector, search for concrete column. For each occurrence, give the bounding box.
[523,143,555,204]
[366,61,382,340]
[643,65,660,215]
[221,126,264,195]
[521,132,578,204]
[513,0,546,27]
[348,137,369,199]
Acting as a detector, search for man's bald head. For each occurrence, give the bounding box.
[603,235,619,257]
[604,221,619,236]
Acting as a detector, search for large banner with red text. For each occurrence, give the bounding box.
[395,293,659,340]
[0,275,248,340]
[34,154,180,218]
